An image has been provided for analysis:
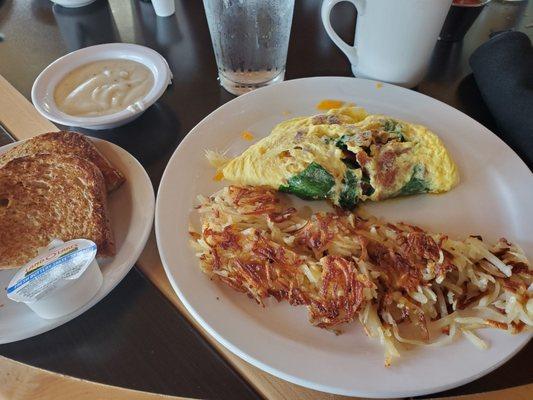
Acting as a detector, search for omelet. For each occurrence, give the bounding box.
[214,107,459,209]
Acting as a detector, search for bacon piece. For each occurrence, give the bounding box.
[350,130,373,147]
[376,150,398,188]
[356,150,370,167]
[311,114,341,125]
[374,147,410,192]
[327,115,341,124]
[311,115,327,125]
[294,130,306,142]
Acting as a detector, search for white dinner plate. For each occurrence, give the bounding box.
[155,77,532,398]
[0,138,154,344]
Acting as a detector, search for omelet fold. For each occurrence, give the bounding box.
[215,107,459,208]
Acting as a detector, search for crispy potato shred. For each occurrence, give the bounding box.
[190,186,533,366]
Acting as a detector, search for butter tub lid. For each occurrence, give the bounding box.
[7,239,98,303]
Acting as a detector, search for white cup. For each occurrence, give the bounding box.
[321,0,453,88]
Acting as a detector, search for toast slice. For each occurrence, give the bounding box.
[0,154,115,269]
[0,131,125,192]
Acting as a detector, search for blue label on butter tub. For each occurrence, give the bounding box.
[6,239,97,302]
[7,245,96,294]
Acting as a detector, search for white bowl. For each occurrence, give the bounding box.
[32,43,172,130]
[51,0,97,7]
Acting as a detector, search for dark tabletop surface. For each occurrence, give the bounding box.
[0,0,532,399]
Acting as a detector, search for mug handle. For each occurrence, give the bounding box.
[321,0,364,66]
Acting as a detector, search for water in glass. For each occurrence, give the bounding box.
[203,0,295,95]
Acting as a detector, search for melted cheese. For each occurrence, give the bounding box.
[316,99,345,110]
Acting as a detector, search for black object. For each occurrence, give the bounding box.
[440,3,487,42]
[470,31,533,168]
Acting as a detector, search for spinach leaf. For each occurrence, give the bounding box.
[382,119,397,132]
[339,169,359,209]
[341,157,360,169]
[383,119,406,142]
[361,175,375,196]
[279,162,335,200]
[335,135,351,150]
[335,135,361,169]
[398,165,428,196]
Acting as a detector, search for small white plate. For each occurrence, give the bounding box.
[155,77,532,398]
[0,138,155,343]
[31,43,172,130]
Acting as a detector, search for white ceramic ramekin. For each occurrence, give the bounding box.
[32,43,172,130]
[51,0,98,8]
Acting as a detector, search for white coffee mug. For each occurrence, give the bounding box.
[321,0,452,87]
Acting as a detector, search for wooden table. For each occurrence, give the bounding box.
[0,0,532,399]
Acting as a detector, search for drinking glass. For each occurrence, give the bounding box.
[203,0,295,95]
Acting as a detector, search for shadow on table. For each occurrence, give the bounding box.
[415,340,532,399]
[83,102,181,162]
[0,0,13,25]
[64,101,181,188]
[426,40,465,85]
[0,271,259,400]
[456,73,498,133]
[52,0,120,51]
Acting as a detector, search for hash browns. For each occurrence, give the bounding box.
[190,185,532,365]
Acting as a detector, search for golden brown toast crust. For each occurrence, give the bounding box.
[0,131,125,192]
[0,154,115,269]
